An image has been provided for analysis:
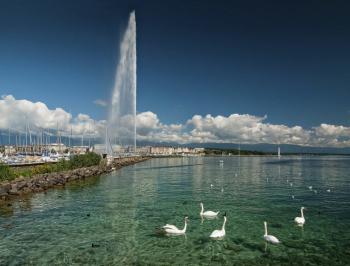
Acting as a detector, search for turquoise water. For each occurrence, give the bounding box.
[1,156,350,265]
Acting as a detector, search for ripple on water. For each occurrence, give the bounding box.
[0,157,350,265]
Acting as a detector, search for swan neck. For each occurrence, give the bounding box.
[200,204,204,215]
[301,208,304,218]
[264,223,267,236]
[182,219,187,233]
[222,217,227,231]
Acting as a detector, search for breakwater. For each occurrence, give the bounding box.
[0,156,149,201]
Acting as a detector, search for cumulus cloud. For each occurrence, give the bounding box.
[311,124,350,147]
[314,123,350,137]
[135,111,184,143]
[93,99,108,107]
[0,95,104,136]
[135,112,304,145]
[1,95,350,147]
[134,112,350,147]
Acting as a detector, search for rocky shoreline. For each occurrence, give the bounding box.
[0,156,149,201]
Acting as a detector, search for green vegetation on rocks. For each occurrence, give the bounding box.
[0,163,16,182]
[0,152,102,182]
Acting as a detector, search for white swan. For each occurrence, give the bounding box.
[210,213,227,239]
[263,221,280,244]
[162,216,188,235]
[200,203,219,218]
[294,207,306,225]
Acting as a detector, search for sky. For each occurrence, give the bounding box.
[0,0,350,147]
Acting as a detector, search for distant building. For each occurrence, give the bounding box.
[4,145,16,155]
[150,146,175,155]
[149,146,204,156]
[92,144,204,156]
[194,148,205,153]
[70,146,91,154]
[136,146,151,155]
[46,143,66,153]
[93,144,129,155]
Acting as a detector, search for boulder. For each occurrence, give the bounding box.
[22,187,32,194]
[0,186,10,197]
[9,184,19,195]
[16,181,28,190]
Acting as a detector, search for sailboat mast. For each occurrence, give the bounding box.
[105,125,108,154]
[25,122,28,155]
[88,124,91,148]
[69,126,72,147]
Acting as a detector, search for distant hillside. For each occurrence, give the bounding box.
[204,148,271,156]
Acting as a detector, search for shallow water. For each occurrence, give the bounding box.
[1,156,350,265]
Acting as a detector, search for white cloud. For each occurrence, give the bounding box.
[0,95,104,136]
[135,111,184,143]
[311,124,350,147]
[1,95,350,147]
[314,123,350,137]
[136,111,160,135]
[135,112,350,147]
[93,99,108,107]
[185,114,312,145]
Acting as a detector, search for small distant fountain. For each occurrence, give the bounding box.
[107,11,137,155]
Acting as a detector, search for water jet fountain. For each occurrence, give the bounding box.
[107,11,137,155]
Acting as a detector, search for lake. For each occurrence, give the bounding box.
[1,156,350,265]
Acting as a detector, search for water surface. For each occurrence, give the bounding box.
[1,156,350,265]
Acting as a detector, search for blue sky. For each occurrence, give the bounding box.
[1,0,350,147]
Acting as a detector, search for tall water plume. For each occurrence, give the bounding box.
[107,11,136,154]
